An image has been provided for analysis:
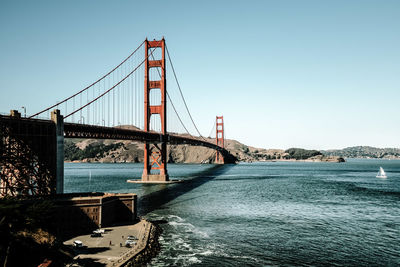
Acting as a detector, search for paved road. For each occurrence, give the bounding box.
[64,220,149,266]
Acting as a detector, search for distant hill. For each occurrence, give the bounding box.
[322,146,400,159]
[64,135,344,163]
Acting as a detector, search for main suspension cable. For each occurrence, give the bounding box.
[30,40,145,118]
[165,44,206,141]
[65,47,156,119]
[208,121,216,139]
[149,52,191,135]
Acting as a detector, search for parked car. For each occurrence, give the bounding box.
[125,240,136,247]
[73,240,83,247]
[127,235,137,240]
[94,229,105,234]
[90,232,102,237]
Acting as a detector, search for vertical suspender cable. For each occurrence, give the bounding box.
[108,75,110,126]
[150,52,191,135]
[80,94,82,123]
[112,75,114,126]
[72,97,75,122]
[131,59,134,126]
[165,44,206,140]
[29,41,144,118]
[87,90,89,125]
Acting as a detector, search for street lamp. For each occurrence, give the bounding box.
[21,106,26,117]
[78,116,85,124]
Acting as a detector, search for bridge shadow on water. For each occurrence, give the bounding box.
[138,164,234,216]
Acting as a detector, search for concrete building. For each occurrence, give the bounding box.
[52,192,137,237]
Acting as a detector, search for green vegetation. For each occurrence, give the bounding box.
[0,198,60,267]
[285,148,322,160]
[65,140,124,161]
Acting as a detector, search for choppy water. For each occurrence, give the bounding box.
[65,159,400,266]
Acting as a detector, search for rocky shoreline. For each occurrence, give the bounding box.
[249,155,345,163]
[124,220,162,267]
[64,138,346,164]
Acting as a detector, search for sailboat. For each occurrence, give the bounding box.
[376,167,387,178]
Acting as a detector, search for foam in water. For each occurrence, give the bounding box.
[149,214,219,266]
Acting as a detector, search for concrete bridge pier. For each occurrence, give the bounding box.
[51,109,64,194]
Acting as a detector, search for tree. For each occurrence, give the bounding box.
[285,148,321,160]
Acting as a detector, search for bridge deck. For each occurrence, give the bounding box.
[0,115,231,165]
[64,122,224,151]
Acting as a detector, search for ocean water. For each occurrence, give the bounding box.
[64,159,400,266]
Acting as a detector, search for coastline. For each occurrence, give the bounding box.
[64,219,162,267]
[248,158,345,163]
[123,219,162,267]
[65,157,400,164]
[64,157,345,164]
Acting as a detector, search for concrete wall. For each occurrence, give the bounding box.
[51,110,64,194]
[53,193,137,238]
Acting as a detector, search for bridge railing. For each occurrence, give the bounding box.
[63,122,224,151]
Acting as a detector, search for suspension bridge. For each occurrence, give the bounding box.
[0,38,235,197]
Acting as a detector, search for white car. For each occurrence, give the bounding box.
[127,235,137,240]
[125,240,136,247]
[73,240,83,247]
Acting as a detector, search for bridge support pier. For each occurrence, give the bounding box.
[142,142,169,182]
[51,110,64,194]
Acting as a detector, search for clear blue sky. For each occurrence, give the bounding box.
[1,0,399,150]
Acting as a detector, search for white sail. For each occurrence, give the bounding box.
[376,167,387,178]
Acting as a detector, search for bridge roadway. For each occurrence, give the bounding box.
[1,114,233,196]
[64,122,226,153]
[0,115,229,156]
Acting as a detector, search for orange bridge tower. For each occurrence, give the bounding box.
[215,116,225,164]
[142,38,169,181]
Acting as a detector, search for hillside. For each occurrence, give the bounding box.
[65,136,344,163]
[322,146,400,159]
